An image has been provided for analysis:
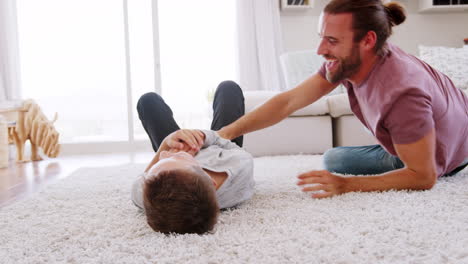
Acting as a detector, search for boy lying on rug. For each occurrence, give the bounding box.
[131,81,254,235]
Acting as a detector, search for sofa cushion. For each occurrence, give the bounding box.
[419,45,468,91]
[326,93,353,118]
[244,91,329,116]
[243,115,332,156]
[279,50,346,96]
[333,115,377,147]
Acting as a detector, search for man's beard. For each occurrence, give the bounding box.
[325,44,362,83]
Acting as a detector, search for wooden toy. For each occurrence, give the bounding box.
[9,99,60,162]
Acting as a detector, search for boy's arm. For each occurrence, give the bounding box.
[201,130,233,149]
[144,129,205,173]
[144,140,169,173]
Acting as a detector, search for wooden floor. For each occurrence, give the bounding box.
[0,152,154,208]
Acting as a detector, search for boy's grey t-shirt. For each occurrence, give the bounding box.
[131,130,254,209]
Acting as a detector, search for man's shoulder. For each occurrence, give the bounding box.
[370,44,431,92]
[384,43,429,77]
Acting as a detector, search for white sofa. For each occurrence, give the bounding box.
[242,91,333,157]
[243,46,468,157]
[242,91,376,157]
[243,50,376,157]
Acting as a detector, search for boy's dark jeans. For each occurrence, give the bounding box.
[136,80,244,151]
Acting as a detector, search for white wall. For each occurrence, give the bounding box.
[280,0,468,55]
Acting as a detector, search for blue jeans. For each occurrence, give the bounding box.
[323,145,467,176]
[323,145,404,175]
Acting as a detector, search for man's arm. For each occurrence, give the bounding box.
[298,129,438,198]
[218,73,338,140]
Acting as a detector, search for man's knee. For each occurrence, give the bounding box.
[323,147,348,173]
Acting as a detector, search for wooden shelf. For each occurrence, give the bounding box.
[280,0,313,11]
[419,0,468,13]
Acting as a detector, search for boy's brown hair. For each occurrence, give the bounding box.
[142,167,219,234]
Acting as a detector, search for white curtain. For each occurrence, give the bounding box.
[236,0,285,91]
[0,0,21,101]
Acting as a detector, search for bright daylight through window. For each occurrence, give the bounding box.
[16,0,237,151]
[157,0,237,131]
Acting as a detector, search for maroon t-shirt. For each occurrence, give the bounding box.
[319,43,468,176]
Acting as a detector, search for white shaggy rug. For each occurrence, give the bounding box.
[1,155,468,264]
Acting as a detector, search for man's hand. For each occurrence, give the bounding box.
[163,129,205,153]
[296,130,438,199]
[297,170,347,198]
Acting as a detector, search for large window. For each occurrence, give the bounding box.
[158,0,237,130]
[17,0,130,143]
[16,0,237,153]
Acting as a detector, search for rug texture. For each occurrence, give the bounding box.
[1,155,467,264]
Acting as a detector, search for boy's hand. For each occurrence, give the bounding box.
[145,129,205,173]
[164,129,205,153]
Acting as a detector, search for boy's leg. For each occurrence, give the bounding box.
[211,80,245,147]
[137,92,180,152]
[323,145,404,175]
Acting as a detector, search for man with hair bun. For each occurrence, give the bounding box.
[218,0,468,198]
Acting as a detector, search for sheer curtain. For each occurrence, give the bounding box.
[0,0,21,101]
[12,0,237,154]
[236,0,285,91]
